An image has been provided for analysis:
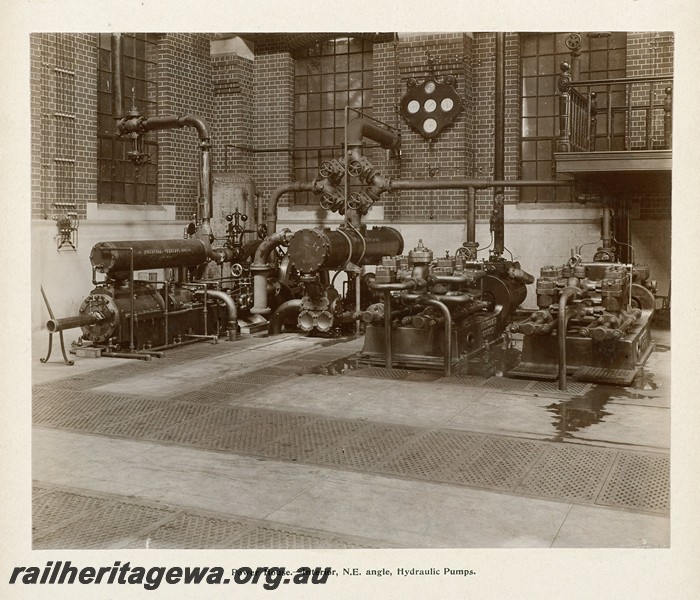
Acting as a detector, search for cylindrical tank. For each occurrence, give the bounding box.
[287,226,404,273]
[90,239,208,280]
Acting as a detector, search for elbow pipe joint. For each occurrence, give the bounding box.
[195,290,238,341]
[347,117,401,152]
[252,229,293,270]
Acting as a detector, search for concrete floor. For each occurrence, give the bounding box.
[31,326,671,549]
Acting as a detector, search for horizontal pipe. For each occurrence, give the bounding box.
[430,272,486,285]
[370,280,418,292]
[46,314,101,333]
[389,179,573,191]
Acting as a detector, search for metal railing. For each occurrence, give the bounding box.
[556,63,672,153]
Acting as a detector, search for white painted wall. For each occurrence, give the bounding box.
[32,203,671,331]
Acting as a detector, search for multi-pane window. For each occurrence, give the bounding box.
[293,38,374,204]
[520,32,627,202]
[97,33,159,204]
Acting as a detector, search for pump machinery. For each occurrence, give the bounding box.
[43,32,660,390]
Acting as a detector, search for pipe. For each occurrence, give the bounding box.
[557,287,580,391]
[370,280,419,292]
[388,178,572,191]
[268,299,303,335]
[418,296,453,377]
[384,290,392,369]
[494,32,506,256]
[430,272,486,286]
[196,290,238,341]
[251,229,292,315]
[110,34,123,119]
[46,313,101,333]
[467,186,476,245]
[346,116,401,151]
[266,182,315,234]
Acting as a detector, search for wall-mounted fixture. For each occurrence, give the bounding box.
[400,75,463,140]
[53,202,78,251]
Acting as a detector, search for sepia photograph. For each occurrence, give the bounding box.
[2,1,699,598]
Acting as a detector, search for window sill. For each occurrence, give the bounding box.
[87,203,176,222]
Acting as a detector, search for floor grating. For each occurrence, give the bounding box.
[33,339,670,520]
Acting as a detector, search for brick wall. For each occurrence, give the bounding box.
[373,33,473,222]
[31,33,215,222]
[472,32,521,220]
[627,32,673,222]
[212,53,254,173]
[31,33,97,221]
[252,49,294,222]
[156,34,214,220]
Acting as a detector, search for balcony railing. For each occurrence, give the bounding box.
[556,62,672,153]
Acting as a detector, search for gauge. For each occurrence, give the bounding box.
[424,98,437,113]
[423,118,438,134]
[407,100,420,114]
[440,97,455,112]
[424,81,436,94]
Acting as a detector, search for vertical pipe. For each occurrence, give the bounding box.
[467,186,476,244]
[164,279,169,347]
[110,33,123,120]
[626,83,632,150]
[494,33,505,256]
[646,82,654,150]
[606,84,613,150]
[384,290,392,369]
[129,247,135,351]
[602,207,612,250]
[663,87,673,149]
[200,148,213,227]
[355,271,362,335]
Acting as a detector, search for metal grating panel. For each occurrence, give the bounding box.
[77,402,217,439]
[444,436,546,490]
[530,380,592,395]
[172,389,233,404]
[349,367,409,380]
[314,424,417,471]
[376,430,486,480]
[32,490,109,536]
[438,374,487,386]
[34,392,154,427]
[201,380,263,396]
[152,406,258,448]
[211,411,314,454]
[34,501,174,549]
[516,444,617,502]
[260,418,367,461]
[574,366,638,386]
[507,363,559,380]
[233,371,288,385]
[404,371,444,382]
[231,525,332,549]
[132,513,247,549]
[482,376,535,391]
[597,452,670,513]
